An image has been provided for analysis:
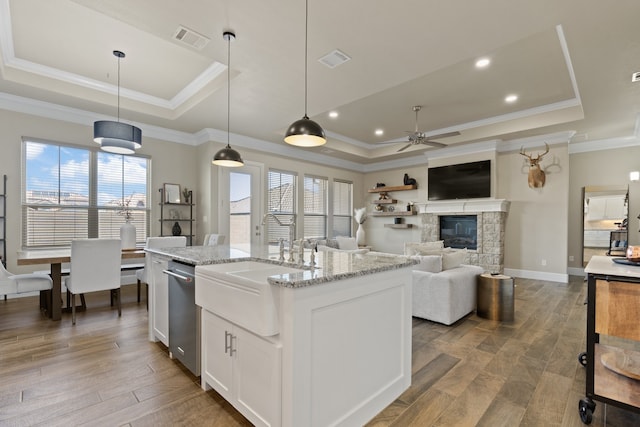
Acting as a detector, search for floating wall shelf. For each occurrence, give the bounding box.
[368,184,417,193]
[371,199,397,204]
[384,224,413,229]
[371,211,416,217]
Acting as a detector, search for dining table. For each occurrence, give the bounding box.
[17,248,145,321]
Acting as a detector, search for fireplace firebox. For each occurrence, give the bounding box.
[439,215,477,250]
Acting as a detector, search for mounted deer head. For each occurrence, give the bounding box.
[520,143,549,188]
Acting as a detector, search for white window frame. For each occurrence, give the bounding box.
[22,138,150,249]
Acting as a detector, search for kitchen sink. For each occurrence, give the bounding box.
[195,261,305,336]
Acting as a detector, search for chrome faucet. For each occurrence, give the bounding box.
[262,213,296,263]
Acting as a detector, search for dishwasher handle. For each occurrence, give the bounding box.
[163,269,193,283]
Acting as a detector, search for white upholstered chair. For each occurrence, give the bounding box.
[64,239,122,325]
[0,262,53,312]
[203,234,225,246]
[135,236,187,309]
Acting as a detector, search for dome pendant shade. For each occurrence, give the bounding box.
[284,0,326,147]
[94,121,142,154]
[213,146,243,167]
[284,115,326,147]
[211,30,244,168]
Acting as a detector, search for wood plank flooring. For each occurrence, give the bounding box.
[1,277,640,426]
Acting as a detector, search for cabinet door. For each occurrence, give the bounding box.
[234,327,282,427]
[201,311,233,400]
[151,256,170,346]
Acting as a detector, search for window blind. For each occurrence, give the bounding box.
[23,140,150,248]
[266,170,296,244]
[333,180,353,237]
[304,175,327,239]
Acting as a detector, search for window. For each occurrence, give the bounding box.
[266,170,296,244]
[333,180,353,237]
[23,139,149,248]
[304,175,327,239]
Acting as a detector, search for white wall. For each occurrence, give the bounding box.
[0,109,198,273]
[568,146,640,270]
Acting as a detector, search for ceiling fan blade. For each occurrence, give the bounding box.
[397,143,413,152]
[425,131,460,140]
[419,140,447,148]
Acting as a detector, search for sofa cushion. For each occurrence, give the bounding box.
[442,248,467,270]
[410,255,442,273]
[404,241,444,255]
[336,236,358,250]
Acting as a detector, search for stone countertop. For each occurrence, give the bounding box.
[585,255,640,279]
[145,245,417,288]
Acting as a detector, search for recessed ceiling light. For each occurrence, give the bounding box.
[505,94,518,103]
[328,111,339,118]
[375,129,384,136]
[475,58,490,68]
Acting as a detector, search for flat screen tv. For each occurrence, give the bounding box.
[428,160,491,201]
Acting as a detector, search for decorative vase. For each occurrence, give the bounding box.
[172,221,182,236]
[120,221,136,249]
[356,223,365,247]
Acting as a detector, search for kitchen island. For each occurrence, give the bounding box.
[145,245,416,427]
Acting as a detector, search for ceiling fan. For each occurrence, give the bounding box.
[385,106,460,152]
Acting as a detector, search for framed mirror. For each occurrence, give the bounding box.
[164,183,181,204]
[582,185,628,266]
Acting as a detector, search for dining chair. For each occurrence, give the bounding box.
[64,238,121,325]
[135,236,187,309]
[0,262,53,312]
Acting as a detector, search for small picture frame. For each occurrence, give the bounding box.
[164,183,181,204]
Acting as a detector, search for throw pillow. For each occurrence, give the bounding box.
[411,255,442,273]
[336,236,358,250]
[442,248,467,270]
[404,241,444,255]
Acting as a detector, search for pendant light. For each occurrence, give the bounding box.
[94,50,142,155]
[212,31,244,167]
[284,0,326,147]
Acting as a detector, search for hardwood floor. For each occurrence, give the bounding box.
[1,277,639,426]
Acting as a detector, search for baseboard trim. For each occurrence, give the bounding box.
[503,268,569,283]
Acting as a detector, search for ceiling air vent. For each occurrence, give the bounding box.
[318,49,351,69]
[173,25,210,50]
[632,71,640,83]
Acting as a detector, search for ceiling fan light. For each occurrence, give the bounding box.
[284,116,326,147]
[212,146,244,167]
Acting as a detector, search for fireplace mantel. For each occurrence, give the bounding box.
[422,199,510,214]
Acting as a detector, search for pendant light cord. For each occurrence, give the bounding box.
[116,54,121,122]
[227,33,231,148]
[304,0,309,118]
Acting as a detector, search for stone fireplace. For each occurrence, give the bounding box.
[421,199,509,273]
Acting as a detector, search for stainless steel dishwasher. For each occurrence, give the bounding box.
[164,260,200,376]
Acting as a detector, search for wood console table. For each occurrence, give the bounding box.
[17,249,145,321]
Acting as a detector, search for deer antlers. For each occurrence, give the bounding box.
[520,142,549,165]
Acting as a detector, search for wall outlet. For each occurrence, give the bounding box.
[541,259,547,266]
[569,255,574,262]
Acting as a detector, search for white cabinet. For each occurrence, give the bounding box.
[586,196,626,220]
[201,310,281,427]
[149,254,170,345]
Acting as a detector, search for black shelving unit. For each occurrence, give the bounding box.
[158,188,194,245]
